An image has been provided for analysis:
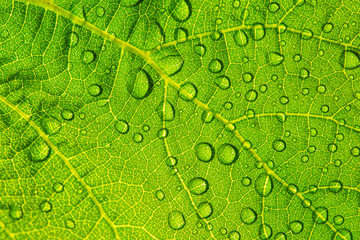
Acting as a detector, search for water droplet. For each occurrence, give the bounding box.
[197,202,213,218]
[174,27,188,40]
[321,105,329,113]
[317,85,326,94]
[242,72,254,83]
[350,147,360,157]
[354,92,360,100]
[53,182,64,193]
[273,140,286,152]
[127,69,153,99]
[39,201,52,212]
[246,109,255,119]
[194,44,206,56]
[65,219,76,229]
[234,30,248,46]
[274,232,287,240]
[229,230,241,240]
[217,144,239,165]
[188,177,209,195]
[29,139,51,162]
[179,82,197,101]
[323,23,334,33]
[313,206,328,224]
[69,32,79,47]
[301,29,313,40]
[166,156,178,167]
[211,31,222,41]
[240,207,257,224]
[156,100,175,121]
[169,0,192,22]
[195,142,215,162]
[289,221,303,234]
[299,68,310,79]
[215,76,231,90]
[82,50,96,64]
[287,184,298,194]
[205,223,213,231]
[157,128,169,139]
[259,223,272,240]
[201,111,214,123]
[276,112,286,123]
[279,96,289,105]
[333,215,344,225]
[328,143,337,153]
[9,204,23,220]
[259,84,268,93]
[302,198,312,208]
[95,6,105,17]
[334,159,342,167]
[224,101,233,110]
[242,177,251,186]
[232,0,240,8]
[268,52,284,66]
[245,89,258,102]
[250,23,266,41]
[255,173,273,197]
[307,145,316,153]
[340,50,360,69]
[310,128,317,137]
[332,229,353,240]
[208,59,224,73]
[133,133,143,143]
[61,109,74,121]
[301,155,309,163]
[142,125,150,132]
[155,190,165,201]
[160,55,184,76]
[168,211,186,230]
[115,120,129,134]
[329,180,343,193]
[87,84,102,97]
[268,2,280,12]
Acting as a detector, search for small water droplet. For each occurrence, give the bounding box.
[242,177,252,186]
[179,82,197,101]
[65,219,76,229]
[268,2,280,12]
[156,100,175,121]
[39,201,52,212]
[323,23,334,33]
[188,177,209,195]
[299,68,310,79]
[133,133,143,143]
[328,143,337,153]
[332,228,353,240]
[197,202,213,218]
[61,109,74,121]
[259,223,272,240]
[240,207,257,224]
[234,30,248,46]
[155,189,165,201]
[245,89,258,102]
[194,44,206,56]
[232,0,240,8]
[273,140,286,152]
[168,211,186,230]
[229,230,241,240]
[201,111,214,123]
[115,120,129,134]
[301,155,309,163]
[301,29,313,40]
[211,31,222,41]
[157,128,168,139]
[242,72,254,83]
[87,84,102,97]
[95,6,105,17]
[351,147,360,156]
[268,52,284,66]
[317,84,326,94]
[215,75,231,90]
[333,215,344,225]
[217,144,239,165]
[250,23,266,41]
[53,182,64,193]
[9,204,23,220]
[255,173,273,197]
[195,142,215,162]
[289,221,303,234]
[321,105,329,113]
[208,59,224,73]
[279,96,289,105]
[29,139,51,162]
[127,69,153,99]
[82,50,96,64]
[276,112,286,123]
[313,206,328,224]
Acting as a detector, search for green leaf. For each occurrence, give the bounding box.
[0,0,360,239]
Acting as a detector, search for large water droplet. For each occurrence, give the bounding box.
[197,202,213,218]
[9,204,23,220]
[39,201,52,212]
[188,177,209,195]
[273,140,286,152]
[156,100,175,121]
[328,180,343,193]
[332,229,352,240]
[255,173,273,197]
[217,144,239,165]
[313,206,328,224]
[169,0,192,22]
[208,59,224,73]
[340,50,360,69]
[115,120,129,134]
[259,223,272,240]
[179,82,197,101]
[160,55,184,76]
[240,207,257,225]
[82,50,96,64]
[234,30,248,46]
[127,69,153,99]
[29,139,51,162]
[250,23,266,41]
[289,221,303,234]
[215,76,231,90]
[195,142,215,162]
[168,211,186,230]
[268,52,284,66]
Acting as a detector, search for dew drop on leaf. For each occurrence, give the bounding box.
[301,155,309,163]
[53,182,64,193]
[65,219,76,229]
[168,211,186,230]
[279,96,289,105]
[240,207,257,224]
[232,0,240,9]
[61,109,74,121]
[217,144,239,165]
[339,50,360,69]
[211,31,222,41]
[313,206,328,224]
[194,44,206,56]
[197,201,213,218]
[323,23,334,33]
[169,0,192,22]
[317,84,326,94]
[157,128,169,139]
[268,2,280,12]
[9,204,23,220]
[259,84,267,93]
[174,27,188,40]
[350,147,360,156]
[215,75,231,90]
[195,142,215,162]
[156,100,175,121]
[234,30,248,46]
[289,221,303,234]
[329,180,343,193]
[160,55,184,76]
[310,127,317,137]
[242,72,254,83]
[224,101,233,110]
[276,112,286,123]
[201,111,214,123]
[95,6,105,18]
[332,228,353,240]
[245,89,258,102]
[87,84,102,97]
[273,140,286,152]
[268,52,284,66]
[127,69,153,99]
[29,139,51,162]
[301,29,313,40]
[251,23,266,41]
[333,215,344,225]
[255,173,273,197]
[69,32,79,47]
[166,156,178,167]
[39,201,52,212]
[229,230,241,240]
[246,109,255,118]
[188,177,209,195]
[82,50,96,64]
[133,133,143,143]
[293,54,301,62]
[274,232,287,240]
[241,177,251,186]
[299,68,310,79]
[302,198,312,208]
[321,105,329,113]
[155,190,165,201]
[327,143,337,153]
[115,120,129,134]
[179,82,197,101]
[208,59,224,73]
[259,223,272,240]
